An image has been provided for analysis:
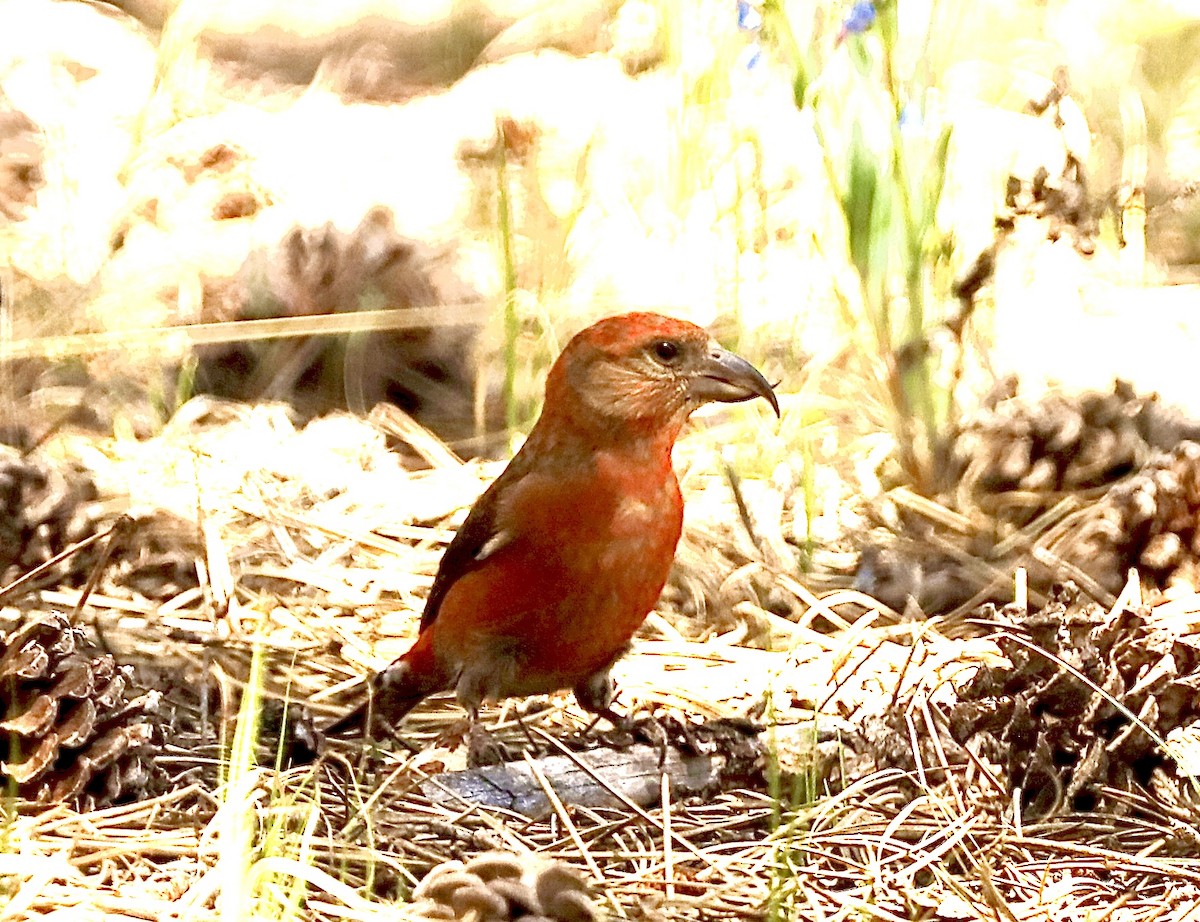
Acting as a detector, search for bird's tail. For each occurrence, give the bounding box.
[323,638,445,738]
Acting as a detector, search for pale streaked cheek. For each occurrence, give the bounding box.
[583,363,672,419]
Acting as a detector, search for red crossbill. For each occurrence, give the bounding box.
[327,312,778,739]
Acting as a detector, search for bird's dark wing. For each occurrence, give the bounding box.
[418,460,526,632]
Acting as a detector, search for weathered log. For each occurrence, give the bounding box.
[421,727,766,817]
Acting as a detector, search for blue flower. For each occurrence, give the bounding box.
[737,0,763,32]
[739,43,764,71]
[842,1,876,35]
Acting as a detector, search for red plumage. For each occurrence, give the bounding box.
[326,312,778,738]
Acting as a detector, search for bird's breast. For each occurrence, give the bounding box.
[558,454,682,574]
[430,450,684,696]
[590,492,677,574]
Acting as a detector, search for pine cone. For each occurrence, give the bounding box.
[0,613,160,809]
[1081,441,1200,593]
[0,108,44,222]
[944,586,1200,828]
[0,446,106,591]
[194,206,487,440]
[412,851,600,922]
[954,384,1145,518]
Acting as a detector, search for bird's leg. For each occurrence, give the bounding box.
[453,667,516,768]
[458,690,511,767]
[465,707,499,767]
[573,668,625,734]
[512,704,542,751]
[573,667,669,764]
[573,652,644,734]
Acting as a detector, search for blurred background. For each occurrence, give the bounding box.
[1,0,1197,456]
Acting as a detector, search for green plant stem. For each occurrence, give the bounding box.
[805,111,862,336]
[879,18,939,484]
[878,13,923,315]
[495,125,520,436]
[799,432,816,569]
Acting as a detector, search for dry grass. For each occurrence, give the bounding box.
[0,397,1195,920]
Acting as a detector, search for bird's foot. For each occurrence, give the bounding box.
[629,714,669,765]
[465,721,514,768]
[583,706,670,765]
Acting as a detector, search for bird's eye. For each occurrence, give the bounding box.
[651,340,681,364]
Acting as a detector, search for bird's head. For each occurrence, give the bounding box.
[541,312,779,442]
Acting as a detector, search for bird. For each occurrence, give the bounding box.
[325,311,779,743]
